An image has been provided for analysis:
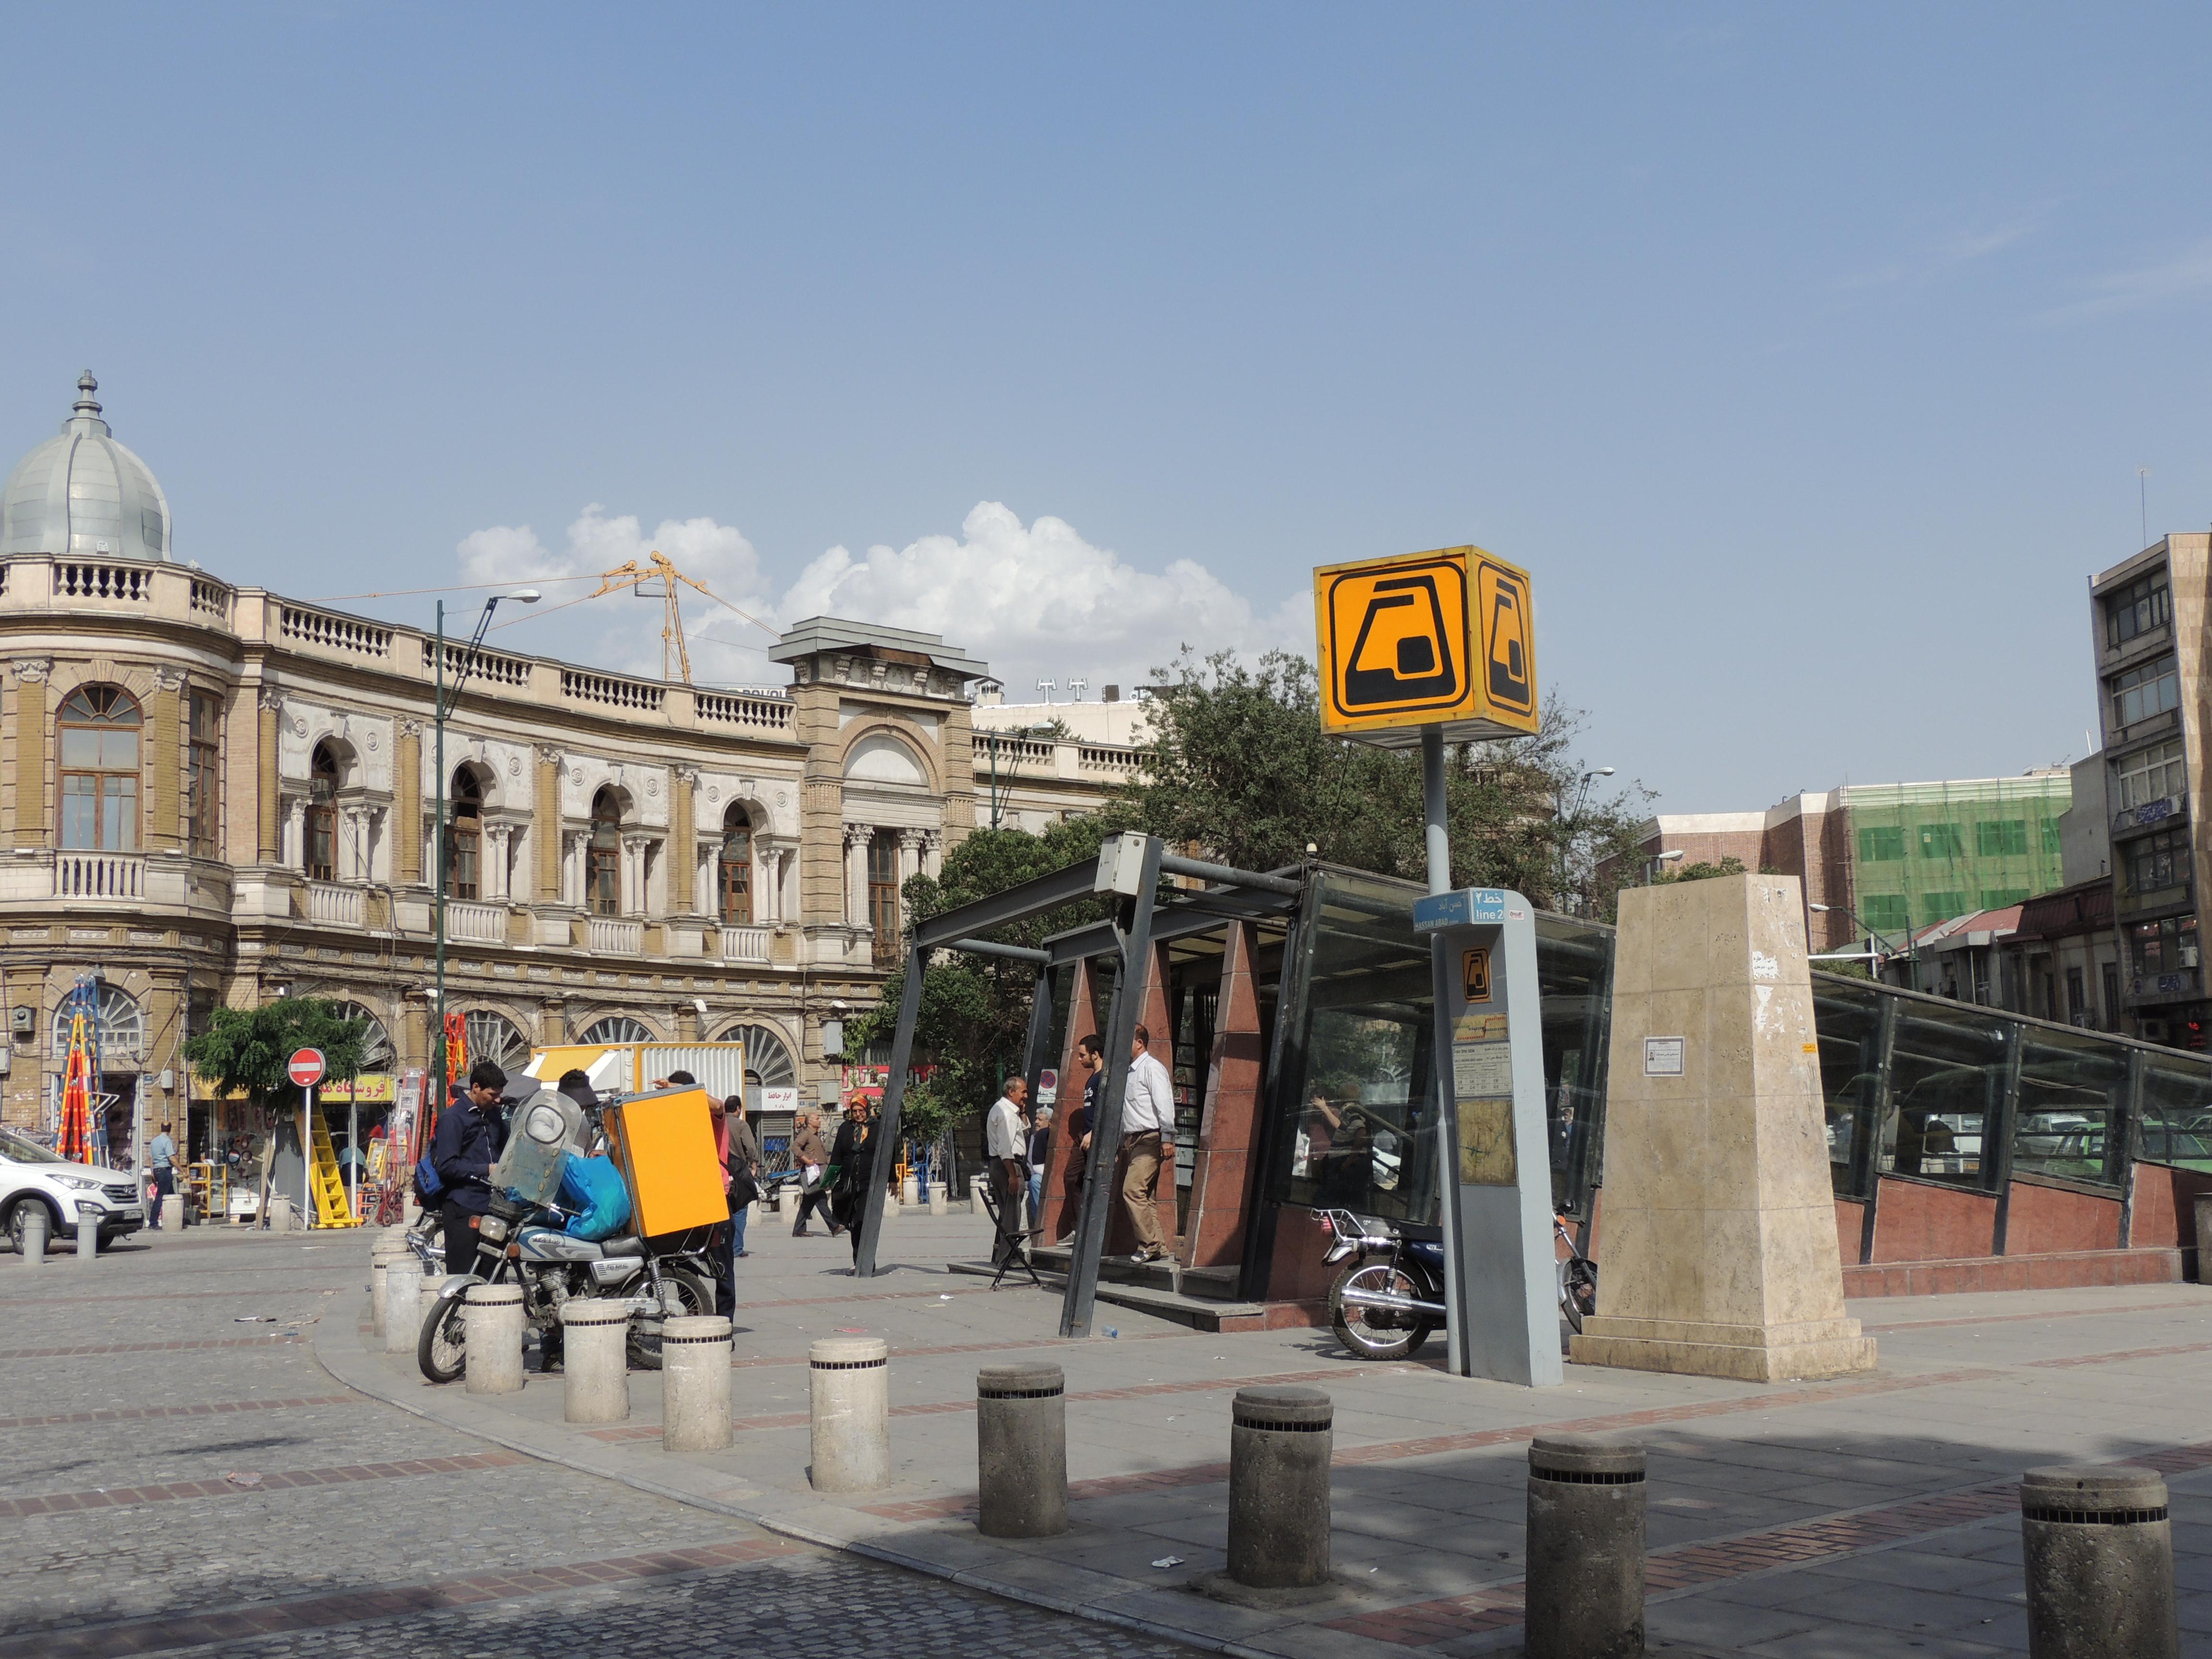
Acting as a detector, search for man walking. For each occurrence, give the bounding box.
[790,1111,837,1236]
[146,1122,176,1228]
[1119,1025,1176,1264]
[430,1061,509,1275]
[985,1076,1028,1267]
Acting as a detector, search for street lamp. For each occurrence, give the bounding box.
[1554,766,1616,914]
[433,589,539,1095]
[1572,765,1616,821]
[1809,901,1915,978]
[1644,848,1684,885]
[977,723,1056,830]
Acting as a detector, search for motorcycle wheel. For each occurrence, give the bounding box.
[627,1264,716,1371]
[1329,1260,1432,1361]
[1561,1257,1598,1335]
[417,1292,468,1384]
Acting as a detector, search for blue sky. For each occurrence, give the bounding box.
[3,5,2208,813]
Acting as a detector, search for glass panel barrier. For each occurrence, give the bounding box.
[1535,914,1612,1217]
[1881,1003,2009,1187]
[1812,978,1883,1197]
[2139,1052,2212,1173]
[2012,1029,2126,1185]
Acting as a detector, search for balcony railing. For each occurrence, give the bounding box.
[589,916,643,954]
[304,881,364,928]
[719,924,771,964]
[446,900,506,943]
[54,852,145,899]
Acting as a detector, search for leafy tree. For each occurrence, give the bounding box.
[183,998,373,1116]
[1652,855,1748,885]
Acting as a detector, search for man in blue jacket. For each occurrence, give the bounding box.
[432,1060,509,1274]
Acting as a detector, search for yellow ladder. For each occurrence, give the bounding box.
[308,1110,358,1228]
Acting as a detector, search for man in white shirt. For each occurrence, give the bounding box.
[1118,1025,1176,1263]
[985,1077,1030,1266]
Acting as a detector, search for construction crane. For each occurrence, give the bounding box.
[588,552,720,684]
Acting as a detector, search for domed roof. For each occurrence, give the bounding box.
[0,372,170,562]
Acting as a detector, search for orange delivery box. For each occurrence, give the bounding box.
[599,1085,726,1238]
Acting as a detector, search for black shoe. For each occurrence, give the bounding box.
[792,1226,812,1238]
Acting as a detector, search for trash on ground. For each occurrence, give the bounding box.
[1151,1556,1184,1569]
[1104,1328,1118,1338]
[234,1315,276,1323]
[224,1472,263,1488]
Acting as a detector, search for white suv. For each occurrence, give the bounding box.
[0,1125,146,1251]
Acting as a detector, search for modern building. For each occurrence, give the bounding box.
[1625,773,2072,957]
[0,372,1132,1166]
[2087,535,2206,1047]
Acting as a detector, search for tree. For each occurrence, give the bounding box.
[1653,855,1748,885]
[849,817,1123,1142]
[1115,649,1650,914]
[183,998,373,1118]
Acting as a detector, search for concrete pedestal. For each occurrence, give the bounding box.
[385,1262,424,1354]
[159,1195,184,1232]
[977,1363,1067,1538]
[661,1314,732,1451]
[1570,875,1875,1383]
[1227,1386,1332,1590]
[266,1198,295,1234]
[463,1283,525,1395]
[75,1216,98,1260]
[21,1208,47,1264]
[900,1175,920,1207]
[370,1256,397,1337]
[927,1182,948,1217]
[562,1300,631,1425]
[1526,1435,1646,1659]
[2021,1465,2178,1659]
[971,1176,989,1216]
[810,1336,890,1491]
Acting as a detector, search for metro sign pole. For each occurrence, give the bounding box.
[289,1047,325,1226]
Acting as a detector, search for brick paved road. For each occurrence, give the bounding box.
[0,1228,1214,1659]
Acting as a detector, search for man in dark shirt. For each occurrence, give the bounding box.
[1058,1034,1104,1241]
[431,1060,509,1275]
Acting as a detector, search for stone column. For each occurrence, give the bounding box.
[280,794,307,873]
[9,659,51,847]
[483,823,512,900]
[1570,874,1876,1382]
[1180,919,1266,1270]
[148,667,184,853]
[533,746,564,901]
[255,689,282,864]
[844,825,869,927]
[921,830,943,880]
[561,828,585,908]
[622,834,651,916]
[670,767,697,915]
[395,720,423,884]
[898,829,924,887]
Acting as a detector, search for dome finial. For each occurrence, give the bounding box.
[72,371,100,419]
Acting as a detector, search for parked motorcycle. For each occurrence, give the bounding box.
[1320,1208,1599,1359]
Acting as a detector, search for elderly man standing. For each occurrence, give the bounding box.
[1119,1025,1176,1264]
[985,1075,1029,1268]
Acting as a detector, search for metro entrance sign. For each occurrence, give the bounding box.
[1313,545,1539,746]
[288,1048,325,1088]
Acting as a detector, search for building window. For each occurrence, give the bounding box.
[461,1009,529,1073]
[306,742,343,881]
[56,685,142,851]
[867,830,901,952]
[2124,828,2190,897]
[1918,823,1964,859]
[719,809,753,926]
[186,689,221,858]
[2110,655,2180,729]
[446,768,482,900]
[1857,826,1904,862]
[1861,893,1912,934]
[1919,891,1967,925]
[589,788,622,915]
[577,1016,654,1045]
[2116,739,2188,811]
[2131,915,2200,981]
[2104,572,2171,649]
[2066,967,2086,1025]
[1974,820,2028,857]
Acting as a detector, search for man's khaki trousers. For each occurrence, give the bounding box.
[1120,1130,1166,1254]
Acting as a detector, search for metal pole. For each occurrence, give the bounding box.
[1421,727,1449,894]
[346,1094,359,1222]
[855,947,928,1277]
[300,1082,314,1223]
[434,601,446,1098]
[1420,725,1469,1374]
[1060,834,1164,1337]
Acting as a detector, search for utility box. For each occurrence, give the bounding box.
[601,1085,725,1238]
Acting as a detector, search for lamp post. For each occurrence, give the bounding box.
[978,724,1055,830]
[433,590,539,1094]
[1556,766,1615,915]
[1809,901,1915,980]
[1644,848,1684,886]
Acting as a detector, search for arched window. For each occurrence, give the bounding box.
[577,1015,654,1046]
[719,805,753,925]
[447,768,482,900]
[329,1001,395,1074]
[305,742,341,882]
[57,685,142,851]
[589,788,623,916]
[719,1022,796,1117]
[50,983,145,1060]
[462,1009,529,1074]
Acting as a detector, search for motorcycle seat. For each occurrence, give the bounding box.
[598,1234,646,1258]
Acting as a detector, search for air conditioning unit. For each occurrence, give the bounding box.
[8,1006,33,1039]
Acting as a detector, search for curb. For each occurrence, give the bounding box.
[312,1301,1300,1659]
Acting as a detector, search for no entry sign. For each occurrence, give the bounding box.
[288,1047,326,1088]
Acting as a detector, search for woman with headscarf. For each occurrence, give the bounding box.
[829,1098,878,1265]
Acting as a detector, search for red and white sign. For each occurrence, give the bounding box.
[288,1047,326,1088]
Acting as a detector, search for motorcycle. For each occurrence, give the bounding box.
[412,1084,717,1384]
[1320,1208,1599,1360]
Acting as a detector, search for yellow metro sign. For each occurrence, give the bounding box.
[1314,545,1538,743]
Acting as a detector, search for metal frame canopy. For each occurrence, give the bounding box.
[854,833,1300,1339]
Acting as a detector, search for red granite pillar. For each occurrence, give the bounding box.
[1179,920,1265,1269]
[1040,955,1100,1243]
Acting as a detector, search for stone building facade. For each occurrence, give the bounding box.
[0,374,1137,1163]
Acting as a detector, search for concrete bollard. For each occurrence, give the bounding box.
[810,1336,890,1491]
[76,1215,98,1260]
[266,1197,294,1233]
[463,1283,526,1395]
[160,1195,185,1232]
[2020,1465,2178,1659]
[1228,1385,1333,1590]
[20,1207,48,1265]
[561,1299,632,1425]
[661,1314,733,1451]
[385,1261,424,1354]
[1526,1435,1647,1659]
[370,1256,396,1336]
[977,1362,1067,1538]
[971,1175,989,1216]
[927,1181,949,1217]
[900,1174,920,1207]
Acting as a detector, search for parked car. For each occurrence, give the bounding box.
[0,1126,145,1251]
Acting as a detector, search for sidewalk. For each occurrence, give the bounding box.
[315,1207,2212,1658]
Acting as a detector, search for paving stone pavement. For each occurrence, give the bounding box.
[0,1225,1210,1659]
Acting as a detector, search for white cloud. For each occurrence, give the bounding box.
[2037,236,2212,325]
[458,499,1307,694]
